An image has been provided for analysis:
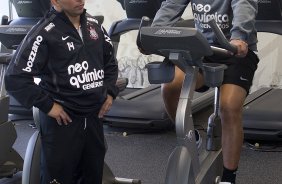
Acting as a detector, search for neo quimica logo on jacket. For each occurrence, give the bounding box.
[192,3,230,29]
[68,61,104,90]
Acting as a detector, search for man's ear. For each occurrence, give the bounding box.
[50,0,57,6]
[50,0,61,11]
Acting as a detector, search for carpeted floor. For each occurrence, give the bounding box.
[1,106,282,184]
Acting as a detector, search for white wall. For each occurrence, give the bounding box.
[252,33,282,92]
[0,1,9,18]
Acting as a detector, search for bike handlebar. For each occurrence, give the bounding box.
[208,19,238,54]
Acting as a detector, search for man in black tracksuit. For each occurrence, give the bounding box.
[5,0,118,183]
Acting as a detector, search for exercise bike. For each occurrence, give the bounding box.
[138,17,237,184]
[0,52,23,178]
[0,10,31,178]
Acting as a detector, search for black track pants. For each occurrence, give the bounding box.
[39,111,106,184]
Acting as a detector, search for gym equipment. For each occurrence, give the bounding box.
[0,38,24,179]
[139,17,236,184]
[104,0,215,129]
[109,0,282,140]
[242,0,282,141]
[22,15,236,184]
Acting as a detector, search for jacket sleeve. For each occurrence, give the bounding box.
[101,26,119,99]
[230,0,258,42]
[152,0,190,27]
[4,31,54,114]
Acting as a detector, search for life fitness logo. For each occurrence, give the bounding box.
[192,3,230,29]
[68,61,104,90]
[22,35,43,72]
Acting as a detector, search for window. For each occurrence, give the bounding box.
[0,1,9,18]
[0,1,18,22]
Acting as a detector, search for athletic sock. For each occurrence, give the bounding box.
[221,166,237,184]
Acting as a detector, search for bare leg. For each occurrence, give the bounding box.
[220,84,246,170]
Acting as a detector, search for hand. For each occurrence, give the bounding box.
[48,102,72,125]
[98,95,113,118]
[230,39,248,58]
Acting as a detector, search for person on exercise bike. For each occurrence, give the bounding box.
[5,0,118,183]
[149,0,260,183]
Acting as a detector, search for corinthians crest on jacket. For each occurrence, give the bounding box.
[88,26,99,40]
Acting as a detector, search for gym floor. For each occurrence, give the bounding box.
[1,105,282,184]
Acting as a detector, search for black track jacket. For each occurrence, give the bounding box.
[5,9,118,116]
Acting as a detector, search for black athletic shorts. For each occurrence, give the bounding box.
[197,49,260,94]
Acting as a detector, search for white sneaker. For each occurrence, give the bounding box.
[219,182,232,184]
